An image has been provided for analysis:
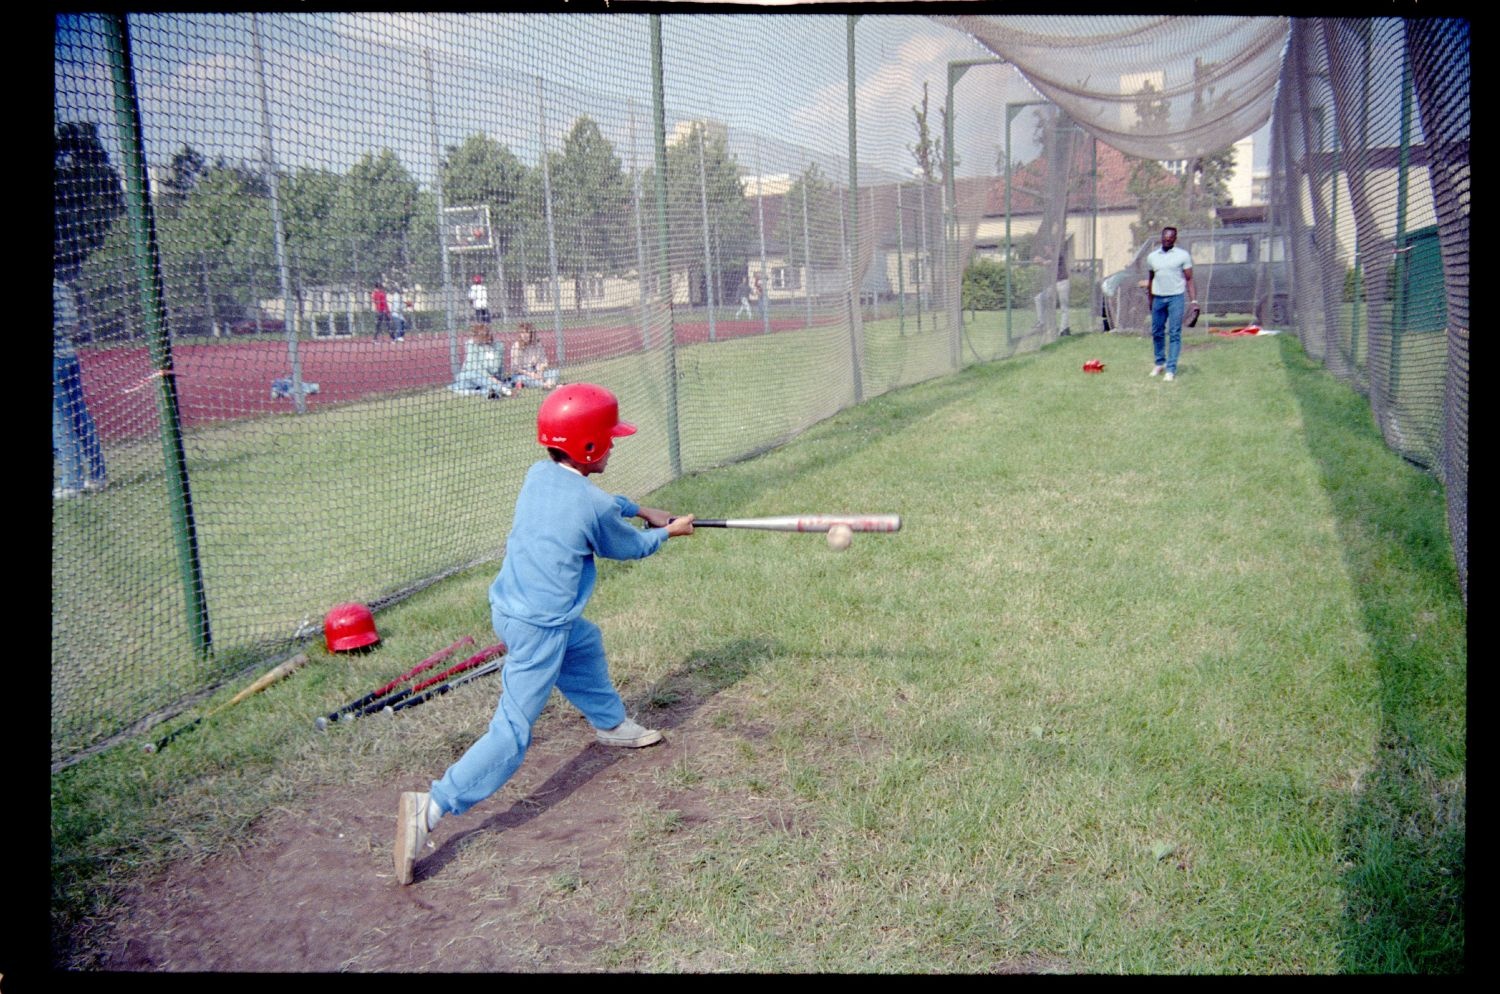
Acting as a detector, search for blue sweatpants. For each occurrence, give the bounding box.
[428,615,626,817]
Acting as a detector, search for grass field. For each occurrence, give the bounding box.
[51,306,975,759]
[51,328,1465,972]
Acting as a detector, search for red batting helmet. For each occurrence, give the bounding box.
[324,602,380,652]
[537,383,636,464]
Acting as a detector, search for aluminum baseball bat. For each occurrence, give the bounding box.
[316,635,476,729]
[385,658,504,714]
[348,643,505,720]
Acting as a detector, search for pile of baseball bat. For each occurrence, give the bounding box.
[315,637,506,729]
[143,637,508,754]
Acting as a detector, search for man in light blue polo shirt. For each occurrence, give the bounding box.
[1145,227,1198,382]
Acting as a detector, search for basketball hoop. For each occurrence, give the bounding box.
[444,204,494,253]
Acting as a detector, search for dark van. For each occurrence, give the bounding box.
[1101,222,1290,331]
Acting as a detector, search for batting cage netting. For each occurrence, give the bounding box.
[53,14,1466,767]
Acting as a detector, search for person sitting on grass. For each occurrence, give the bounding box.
[449,324,512,398]
[506,322,560,391]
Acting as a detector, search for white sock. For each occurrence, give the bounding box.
[426,798,444,832]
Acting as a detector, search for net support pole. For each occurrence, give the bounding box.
[103,13,212,659]
[423,47,459,378]
[1091,135,1100,333]
[802,179,812,329]
[629,102,651,350]
[650,15,681,477]
[492,217,509,326]
[250,15,305,414]
[1350,20,1375,374]
[1004,99,1044,346]
[756,136,771,336]
[944,60,1004,360]
[1391,28,1414,398]
[896,181,906,335]
[869,186,880,321]
[917,173,927,332]
[845,15,864,404]
[537,78,565,366]
[1005,104,1017,347]
[698,126,716,342]
[1328,108,1339,354]
[945,64,958,366]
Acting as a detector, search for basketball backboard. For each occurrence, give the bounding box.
[443,204,493,253]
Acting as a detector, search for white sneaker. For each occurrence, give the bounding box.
[53,486,83,499]
[596,718,662,748]
[1163,371,1175,382]
[84,479,108,493]
[1149,365,1164,377]
[394,791,431,885]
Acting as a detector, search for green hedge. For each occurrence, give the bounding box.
[962,258,1046,311]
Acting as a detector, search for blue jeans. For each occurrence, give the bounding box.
[53,353,106,491]
[509,369,559,389]
[1151,294,1186,374]
[429,616,626,817]
[450,372,499,394]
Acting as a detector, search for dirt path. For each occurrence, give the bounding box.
[96,706,722,973]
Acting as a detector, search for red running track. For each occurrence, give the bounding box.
[78,314,824,442]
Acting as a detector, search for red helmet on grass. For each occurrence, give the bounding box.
[324,602,380,652]
[537,383,636,464]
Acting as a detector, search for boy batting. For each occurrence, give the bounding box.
[395,383,694,885]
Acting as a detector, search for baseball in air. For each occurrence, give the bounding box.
[826,524,854,551]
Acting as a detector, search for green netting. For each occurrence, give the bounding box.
[1266,18,1466,600]
[52,14,1466,767]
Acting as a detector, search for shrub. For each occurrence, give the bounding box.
[962,258,1043,310]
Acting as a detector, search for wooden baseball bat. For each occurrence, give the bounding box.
[145,653,311,753]
[687,514,901,533]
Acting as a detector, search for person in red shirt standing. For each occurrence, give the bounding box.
[372,282,391,340]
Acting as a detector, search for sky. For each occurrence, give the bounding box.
[58,14,993,185]
[58,13,1402,198]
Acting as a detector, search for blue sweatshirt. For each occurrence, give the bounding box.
[489,460,667,628]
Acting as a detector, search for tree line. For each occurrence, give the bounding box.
[57,116,860,341]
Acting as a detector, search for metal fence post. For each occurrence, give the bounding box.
[650,15,681,477]
[845,15,864,403]
[250,15,305,413]
[103,13,212,659]
[698,125,716,341]
[423,47,458,378]
[896,181,906,335]
[538,78,564,365]
[757,136,771,335]
[629,101,651,350]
